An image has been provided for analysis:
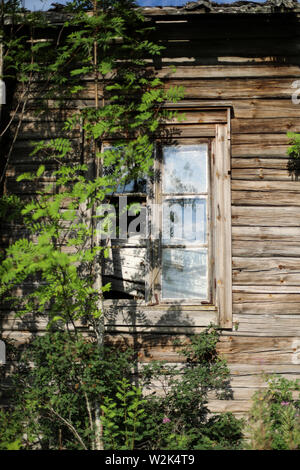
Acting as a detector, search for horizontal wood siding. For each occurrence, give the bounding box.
[2,11,300,414]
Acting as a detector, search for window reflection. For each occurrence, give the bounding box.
[162,249,208,299]
[163,145,207,193]
[161,144,209,301]
[162,198,206,244]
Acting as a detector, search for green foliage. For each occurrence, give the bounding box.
[140,326,244,450]
[287,132,300,176]
[0,0,244,454]
[0,327,244,450]
[0,195,24,224]
[0,0,184,337]
[0,331,139,450]
[101,378,148,449]
[0,409,24,450]
[246,375,300,450]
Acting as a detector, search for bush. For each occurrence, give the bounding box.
[0,327,244,450]
[0,332,142,450]
[246,375,300,450]
[139,326,244,450]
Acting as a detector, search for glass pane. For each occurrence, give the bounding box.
[115,178,146,194]
[104,146,146,193]
[163,144,207,193]
[162,198,206,244]
[162,248,208,299]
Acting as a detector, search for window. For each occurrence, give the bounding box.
[102,106,233,328]
[147,106,233,328]
[160,143,211,302]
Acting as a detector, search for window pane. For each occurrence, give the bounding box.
[162,198,207,244]
[115,178,146,194]
[104,146,146,193]
[163,145,207,193]
[162,248,208,299]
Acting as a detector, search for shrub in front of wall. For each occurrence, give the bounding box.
[246,375,300,450]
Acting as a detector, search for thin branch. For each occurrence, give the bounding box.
[81,385,95,450]
[48,406,88,450]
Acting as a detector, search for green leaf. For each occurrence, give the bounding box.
[36,165,45,178]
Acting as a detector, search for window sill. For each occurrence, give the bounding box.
[103,299,217,310]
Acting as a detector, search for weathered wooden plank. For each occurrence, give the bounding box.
[104,307,217,327]
[218,335,300,365]
[233,257,300,286]
[232,295,300,318]
[232,226,300,241]
[0,315,89,332]
[232,190,300,206]
[232,314,300,337]
[158,65,300,79]
[105,325,215,334]
[103,300,217,310]
[0,312,217,332]
[232,180,300,192]
[233,241,300,258]
[164,109,227,124]
[10,121,80,140]
[228,363,300,377]
[232,134,289,146]
[232,145,288,158]
[105,333,300,365]
[233,286,300,294]
[232,100,300,119]
[21,78,300,103]
[12,109,75,122]
[232,118,300,134]
[106,333,188,362]
[49,79,300,101]
[166,78,299,100]
[163,124,216,137]
[21,99,300,120]
[232,157,288,169]
[233,292,300,303]
[213,124,232,329]
[232,206,300,227]
[212,389,255,401]
[28,64,300,84]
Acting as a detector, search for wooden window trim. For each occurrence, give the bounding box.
[146,106,233,329]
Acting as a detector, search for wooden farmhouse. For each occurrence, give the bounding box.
[2,0,300,415]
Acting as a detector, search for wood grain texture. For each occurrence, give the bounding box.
[213,123,232,329]
[232,206,300,226]
[157,65,300,79]
[233,257,300,286]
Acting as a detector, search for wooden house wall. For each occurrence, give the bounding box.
[2,9,300,414]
